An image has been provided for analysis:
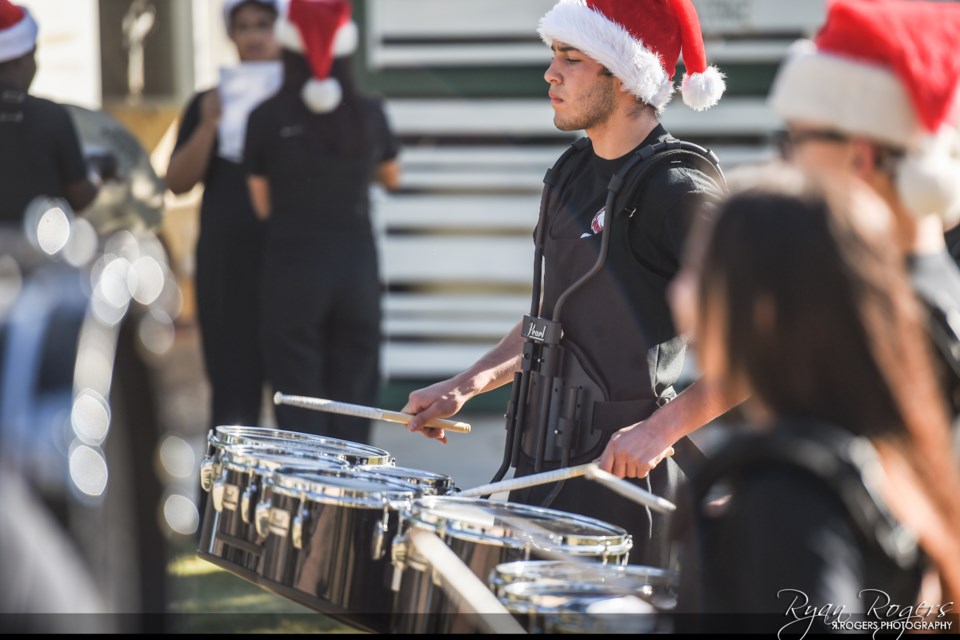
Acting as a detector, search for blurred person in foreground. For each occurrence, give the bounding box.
[0,0,98,225]
[769,0,960,448]
[672,169,960,630]
[401,0,731,567]
[167,0,280,430]
[245,0,400,443]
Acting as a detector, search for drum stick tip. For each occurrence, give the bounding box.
[273,392,284,405]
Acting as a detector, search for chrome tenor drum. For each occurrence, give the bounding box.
[197,445,349,575]
[390,496,633,634]
[490,560,677,606]
[355,465,459,496]
[258,469,419,633]
[499,581,665,634]
[206,425,393,466]
[492,561,678,633]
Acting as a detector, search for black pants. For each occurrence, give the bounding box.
[510,454,682,568]
[260,238,381,444]
[195,231,265,428]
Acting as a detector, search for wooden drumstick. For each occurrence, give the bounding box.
[458,464,593,497]
[273,392,472,434]
[459,463,676,514]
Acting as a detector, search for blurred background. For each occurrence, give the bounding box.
[1,0,830,631]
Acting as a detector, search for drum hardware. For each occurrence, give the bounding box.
[199,455,219,492]
[211,475,226,513]
[372,498,392,561]
[255,499,272,538]
[290,501,309,550]
[273,392,472,434]
[240,481,259,524]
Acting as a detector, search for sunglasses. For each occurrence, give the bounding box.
[773,129,850,160]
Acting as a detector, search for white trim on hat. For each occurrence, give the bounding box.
[0,6,37,65]
[274,15,304,52]
[538,0,674,112]
[769,41,923,151]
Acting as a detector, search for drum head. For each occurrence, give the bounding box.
[220,445,350,472]
[501,582,659,634]
[356,465,457,494]
[404,497,632,556]
[210,426,392,465]
[269,469,418,507]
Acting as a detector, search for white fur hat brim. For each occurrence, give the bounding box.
[538,0,674,112]
[0,6,37,64]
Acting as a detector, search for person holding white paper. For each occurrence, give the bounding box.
[167,0,280,431]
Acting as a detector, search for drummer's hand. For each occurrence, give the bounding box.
[596,421,676,479]
[401,378,473,445]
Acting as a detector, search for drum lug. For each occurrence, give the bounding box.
[199,456,218,492]
[211,475,226,513]
[241,482,258,524]
[371,501,391,561]
[255,499,272,538]
[292,509,308,550]
[390,535,407,593]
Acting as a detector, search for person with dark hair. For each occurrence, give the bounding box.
[768,0,960,446]
[0,0,99,225]
[674,169,960,627]
[400,0,731,568]
[167,0,280,430]
[244,0,400,443]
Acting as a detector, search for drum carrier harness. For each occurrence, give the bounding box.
[489,136,727,504]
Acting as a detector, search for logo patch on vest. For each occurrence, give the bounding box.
[581,207,606,239]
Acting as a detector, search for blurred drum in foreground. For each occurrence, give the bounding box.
[390,496,633,634]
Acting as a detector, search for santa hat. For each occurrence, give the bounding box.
[274,0,358,113]
[222,0,278,32]
[538,0,726,113]
[769,0,960,224]
[0,0,37,65]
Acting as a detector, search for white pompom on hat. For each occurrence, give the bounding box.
[769,0,960,225]
[537,0,726,113]
[273,0,357,113]
[0,0,37,64]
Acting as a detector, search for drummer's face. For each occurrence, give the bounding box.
[230,5,281,62]
[545,41,617,133]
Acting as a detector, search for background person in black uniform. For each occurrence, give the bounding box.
[768,0,960,449]
[245,0,399,444]
[674,170,960,625]
[403,0,735,568]
[0,0,98,225]
[167,0,279,430]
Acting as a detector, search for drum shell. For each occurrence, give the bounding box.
[390,497,632,634]
[198,451,348,572]
[259,474,417,630]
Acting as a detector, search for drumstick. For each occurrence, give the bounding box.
[273,392,472,434]
[407,528,527,634]
[459,463,676,514]
[584,464,677,513]
[457,464,593,497]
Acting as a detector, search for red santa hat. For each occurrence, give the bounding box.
[273,0,358,113]
[538,0,726,112]
[0,0,37,64]
[770,0,960,224]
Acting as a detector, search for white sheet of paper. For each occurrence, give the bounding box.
[217,61,283,163]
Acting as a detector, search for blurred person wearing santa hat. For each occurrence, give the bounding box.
[768,0,960,454]
[0,0,98,225]
[245,0,400,444]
